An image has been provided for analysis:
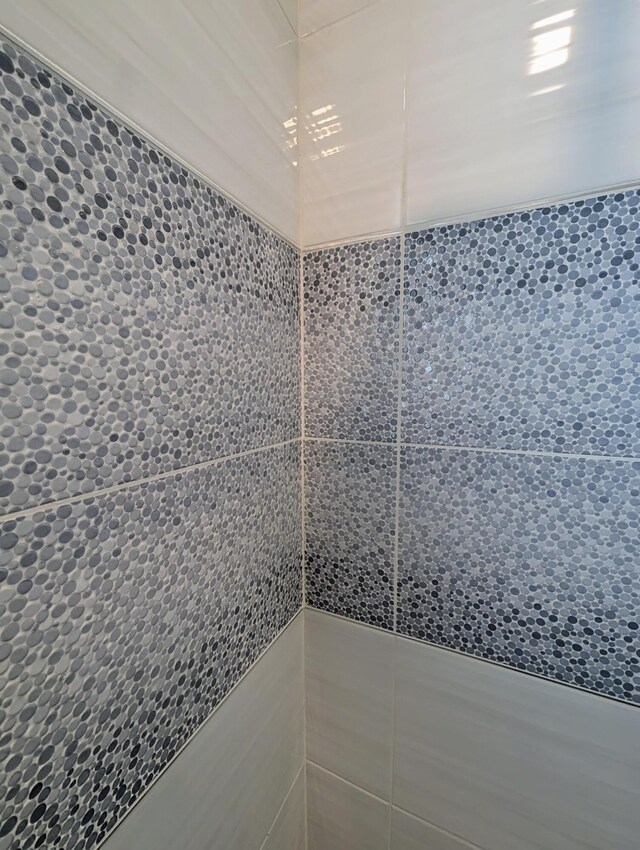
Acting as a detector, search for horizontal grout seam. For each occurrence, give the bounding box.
[303,604,640,711]
[302,178,640,252]
[303,435,640,464]
[1,437,302,523]
[305,760,485,850]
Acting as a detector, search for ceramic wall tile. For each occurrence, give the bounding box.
[103,614,304,850]
[304,441,396,629]
[398,446,640,703]
[0,0,298,239]
[300,0,379,37]
[260,767,306,850]
[307,762,389,850]
[393,636,640,850]
[391,808,481,850]
[406,0,640,227]
[304,238,400,441]
[299,0,405,246]
[305,608,395,798]
[0,34,300,514]
[403,189,640,456]
[0,444,302,850]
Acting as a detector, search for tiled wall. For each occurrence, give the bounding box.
[299,0,640,247]
[305,608,640,850]
[0,35,302,850]
[303,188,640,705]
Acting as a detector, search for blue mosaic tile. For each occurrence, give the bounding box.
[0,36,300,515]
[0,443,301,850]
[398,446,640,703]
[304,238,400,441]
[403,190,640,456]
[305,440,396,630]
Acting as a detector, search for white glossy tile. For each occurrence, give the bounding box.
[406,0,640,226]
[305,609,395,798]
[299,0,405,246]
[103,615,304,850]
[307,763,389,850]
[0,0,299,240]
[300,0,379,36]
[261,767,306,850]
[394,637,640,850]
[391,808,481,850]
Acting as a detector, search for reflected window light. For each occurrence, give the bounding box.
[532,83,565,96]
[529,25,572,74]
[532,9,574,29]
[311,104,334,117]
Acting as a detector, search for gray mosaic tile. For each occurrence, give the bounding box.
[0,36,300,514]
[398,446,640,703]
[304,440,396,629]
[0,443,301,850]
[304,238,400,441]
[403,190,640,456]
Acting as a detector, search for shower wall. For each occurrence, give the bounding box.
[0,32,301,850]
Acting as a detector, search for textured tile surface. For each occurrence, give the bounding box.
[403,190,640,456]
[0,0,299,239]
[393,637,640,850]
[305,441,396,629]
[304,238,400,441]
[104,614,304,850]
[391,808,480,850]
[0,444,301,850]
[398,446,640,702]
[307,762,389,850]
[0,35,300,514]
[305,608,395,798]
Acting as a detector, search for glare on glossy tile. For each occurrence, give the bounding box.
[0,0,299,239]
[406,0,640,226]
[307,762,389,850]
[305,608,395,798]
[393,636,640,850]
[299,0,406,246]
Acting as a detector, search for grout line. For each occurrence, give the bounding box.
[0,25,299,251]
[302,178,640,252]
[304,436,640,465]
[1,437,302,523]
[305,605,640,712]
[298,0,379,39]
[96,608,305,850]
[258,761,306,850]
[306,759,486,850]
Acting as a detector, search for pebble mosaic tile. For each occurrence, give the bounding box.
[397,447,640,703]
[0,35,300,515]
[304,440,396,630]
[403,190,640,456]
[0,443,302,850]
[303,238,400,442]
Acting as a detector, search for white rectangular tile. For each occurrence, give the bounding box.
[305,609,395,798]
[0,0,299,240]
[406,0,640,227]
[394,637,640,850]
[299,0,405,246]
[307,762,389,850]
[261,767,306,850]
[103,614,304,850]
[391,808,481,850]
[300,0,379,36]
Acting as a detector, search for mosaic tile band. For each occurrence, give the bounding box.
[0,34,302,850]
[303,188,640,707]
